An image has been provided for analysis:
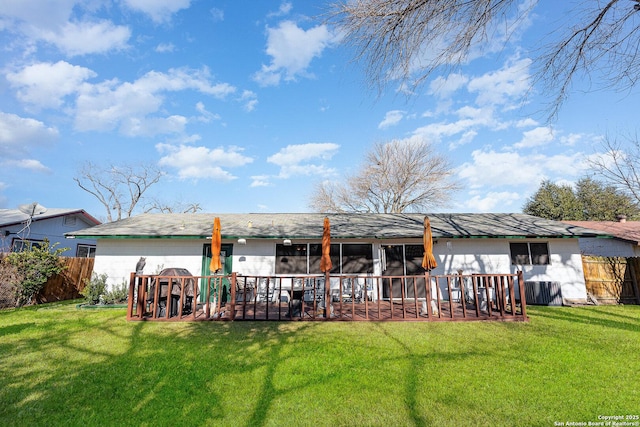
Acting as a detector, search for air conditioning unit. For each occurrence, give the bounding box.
[524,281,563,306]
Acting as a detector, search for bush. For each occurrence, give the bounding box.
[5,240,67,306]
[0,257,20,308]
[81,273,107,305]
[102,281,128,305]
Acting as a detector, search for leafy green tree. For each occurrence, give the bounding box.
[523,178,640,221]
[576,177,640,221]
[522,180,582,220]
[5,239,68,306]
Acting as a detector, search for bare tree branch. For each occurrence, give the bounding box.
[588,132,640,205]
[329,0,640,115]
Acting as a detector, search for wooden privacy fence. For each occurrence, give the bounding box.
[127,271,528,322]
[35,257,95,303]
[581,256,640,304]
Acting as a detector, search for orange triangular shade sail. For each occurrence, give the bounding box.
[320,217,332,273]
[209,217,222,272]
[422,216,437,271]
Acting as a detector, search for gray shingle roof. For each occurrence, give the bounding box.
[0,208,100,227]
[66,212,611,240]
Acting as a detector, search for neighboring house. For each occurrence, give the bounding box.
[564,217,640,257]
[1,208,101,257]
[66,212,612,304]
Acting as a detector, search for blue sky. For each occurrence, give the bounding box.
[1,1,638,220]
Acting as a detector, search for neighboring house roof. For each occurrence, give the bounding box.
[66,212,611,240]
[0,208,101,228]
[563,220,640,246]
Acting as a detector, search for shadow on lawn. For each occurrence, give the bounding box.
[0,311,326,426]
[530,306,640,333]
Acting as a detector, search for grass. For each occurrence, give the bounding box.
[1,302,639,427]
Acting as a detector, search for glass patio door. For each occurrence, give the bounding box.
[200,243,233,303]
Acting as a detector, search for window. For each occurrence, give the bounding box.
[341,244,373,274]
[76,244,96,258]
[63,215,77,226]
[275,244,307,274]
[509,242,549,265]
[11,239,43,252]
[308,243,340,274]
[275,243,374,274]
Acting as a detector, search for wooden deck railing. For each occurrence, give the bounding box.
[127,271,528,322]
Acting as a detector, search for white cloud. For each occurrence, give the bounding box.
[458,149,545,189]
[74,67,236,135]
[38,20,131,56]
[559,132,588,146]
[250,175,271,187]
[513,126,554,149]
[253,21,336,86]
[462,191,521,212]
[210,8,224,22]
[122,0,192,23]
[429,73,469,98]
[378,110,405,129]
[515,118,538,128]
[155,42,175,53]
[3,159,51,173]
[267,142,339,178]
[0,112,58,156]
[239,90,258,112]
[0,1,131,56]
[0,0,82,31]
[467,58,531,107]
[194,102,220,123]
[268,2,293,18]
[7,61,96,109]
[157,144,253,180]
[457,149,589,192]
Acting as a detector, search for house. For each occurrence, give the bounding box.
[564,216,640,257]
[66,212,612,305]
[1,207,100,257]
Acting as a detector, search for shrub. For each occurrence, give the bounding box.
[81,273,108,305]
[5,240,67,306]
[102,281,128,305]
[0,256,20,308]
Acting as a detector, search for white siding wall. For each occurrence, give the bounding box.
[94,239,209,287]
[94,237,588,300]
[576,237,640,257]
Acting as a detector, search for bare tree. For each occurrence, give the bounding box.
[329,0,640,116]
[309,139,460,213]
[143,198,203,214]
[74,162,164,222]
[588,133,640,206]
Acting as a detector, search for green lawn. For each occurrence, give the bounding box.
[1,302,639,427]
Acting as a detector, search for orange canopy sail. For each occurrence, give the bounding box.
[320,217,332,273]
[422,216,437,271]
[209,217,222,273]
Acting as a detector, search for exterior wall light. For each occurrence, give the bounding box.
[283,239,292,246]
[237,238,247,245]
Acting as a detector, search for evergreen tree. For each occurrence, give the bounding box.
[523,178,640,221]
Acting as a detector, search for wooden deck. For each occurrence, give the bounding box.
[127,272,528,322]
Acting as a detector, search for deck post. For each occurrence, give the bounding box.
[230,273,236,320]
[127,272,136,320]
[425,272,433,318]
[324,270,331,319]
[517,270,527,319]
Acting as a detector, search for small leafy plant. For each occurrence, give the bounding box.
[81,273,108,305]
[102,281,128,305]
